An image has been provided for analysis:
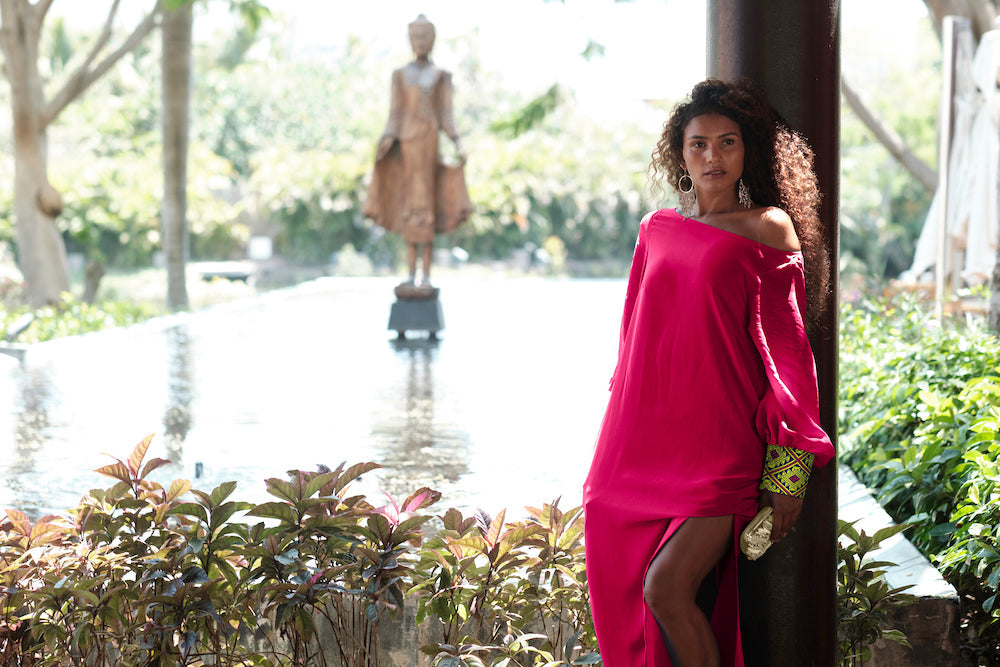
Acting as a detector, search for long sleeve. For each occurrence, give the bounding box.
[749,253,834,468]
[609,215,649,391]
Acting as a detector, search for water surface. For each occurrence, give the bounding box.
[0,276,624,520]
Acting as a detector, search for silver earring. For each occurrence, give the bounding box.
[678,171,696,216]
[738,178,752,208]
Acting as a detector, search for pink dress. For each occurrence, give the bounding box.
[582,208,834,666]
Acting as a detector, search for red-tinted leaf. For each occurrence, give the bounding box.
[165,479,192,504]
[190,489,212,507]
[95,462,131,484]
[367,514,392,542]
[127,434,155,476]
[440,507,476,535]
[484,509,506,548]
[29,521,64,546]
[140,457,171,480]
[402,487,441,513]
[5,510,29,536]
[334,462,381,495]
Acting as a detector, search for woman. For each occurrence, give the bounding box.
[582,79,835,666]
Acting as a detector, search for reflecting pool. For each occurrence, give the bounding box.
[0,276,625,520]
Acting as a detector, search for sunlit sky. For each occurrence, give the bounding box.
[277,0,707,118]
[272,0,932,118]
[60,0,933,113]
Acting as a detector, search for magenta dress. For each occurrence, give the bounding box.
[582,208,834,666]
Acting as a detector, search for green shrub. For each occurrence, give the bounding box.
[0,432,913,666]
[0,437,599,666]
[0,294,157,343]
[840,295,1000,638]
[837,520,915,666]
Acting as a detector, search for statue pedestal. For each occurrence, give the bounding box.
[388,285,444,339]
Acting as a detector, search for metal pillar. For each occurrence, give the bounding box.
[708,2,840,665]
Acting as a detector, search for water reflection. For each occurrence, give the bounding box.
[0,364,55,515]
[0,278,622,520]
[371,337,470,501]
[12,366,53,472]
[163,324,193,462]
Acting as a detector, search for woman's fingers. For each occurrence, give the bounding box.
[760,490,803,541]
[772,494,802,541]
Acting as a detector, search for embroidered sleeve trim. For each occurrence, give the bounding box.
[759,444,815,498]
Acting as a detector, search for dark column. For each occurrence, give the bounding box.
[708,2,840,666]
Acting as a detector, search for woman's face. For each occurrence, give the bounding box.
[681,113,745,195]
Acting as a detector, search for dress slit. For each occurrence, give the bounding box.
[636,515,750,667]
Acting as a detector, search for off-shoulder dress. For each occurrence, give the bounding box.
[582,207,835,666]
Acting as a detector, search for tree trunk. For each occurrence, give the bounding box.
[0,0,162,307]
[162,2,192,311]
[0,0,70,307]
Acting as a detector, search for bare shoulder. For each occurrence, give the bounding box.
[754,207,800,251]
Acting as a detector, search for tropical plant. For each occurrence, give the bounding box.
[411,500,600,666]
[836,520,916,666]
[840,294,1000,651]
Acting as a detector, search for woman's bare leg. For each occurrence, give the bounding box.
[643,515,733,667]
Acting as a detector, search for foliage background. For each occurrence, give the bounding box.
[840,297,1000,657]
[0,2,941,291]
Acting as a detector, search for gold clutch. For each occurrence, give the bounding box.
[740,506,774,561]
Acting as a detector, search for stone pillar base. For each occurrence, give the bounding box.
[388,297,444,338]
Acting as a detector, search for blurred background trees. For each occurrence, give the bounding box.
[0,1,963,306]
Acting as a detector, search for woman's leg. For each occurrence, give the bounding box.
[643,515,733,667]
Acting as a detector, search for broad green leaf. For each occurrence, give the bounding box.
[303,471,339,499]
[209,481,239,508]
[168,502,208,524]
[247,502,298,525]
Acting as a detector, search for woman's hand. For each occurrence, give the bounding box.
[759,489,803,542]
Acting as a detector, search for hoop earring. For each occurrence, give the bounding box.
[738,178,752,209]
[678,171,696,216]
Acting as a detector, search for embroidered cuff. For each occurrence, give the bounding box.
[760,444,815,498]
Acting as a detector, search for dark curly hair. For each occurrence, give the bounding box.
[649,78,830,329]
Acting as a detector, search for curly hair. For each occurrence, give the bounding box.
[649,78,830,329]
